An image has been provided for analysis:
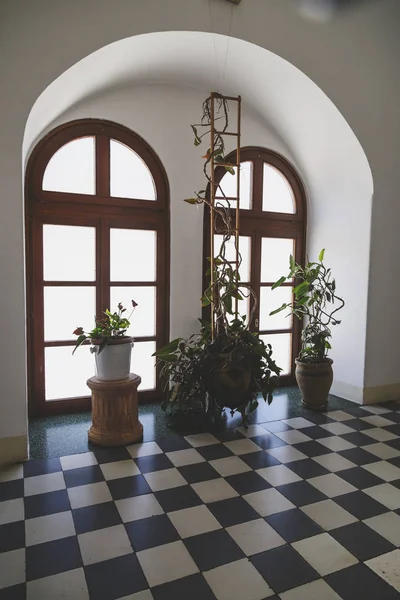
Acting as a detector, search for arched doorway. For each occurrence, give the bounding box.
[26,119,170,416]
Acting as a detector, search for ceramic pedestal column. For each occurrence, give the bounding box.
[87,374,143,446]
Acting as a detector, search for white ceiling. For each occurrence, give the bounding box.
[23,31,371,192]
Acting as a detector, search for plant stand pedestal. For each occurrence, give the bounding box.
[87,374,143,447]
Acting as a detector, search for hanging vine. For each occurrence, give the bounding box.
[154,92,281,426]
[184,92,256,335]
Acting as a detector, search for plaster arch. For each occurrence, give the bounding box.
[24,32,373,404]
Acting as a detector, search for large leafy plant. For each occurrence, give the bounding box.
[155,316,281,424]
[270,249,345,362]
[73,301,137,355]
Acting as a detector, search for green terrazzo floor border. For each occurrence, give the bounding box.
[28,387,357,460]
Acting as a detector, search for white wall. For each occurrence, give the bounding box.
[0,0,399,455]
[37,83,294,341]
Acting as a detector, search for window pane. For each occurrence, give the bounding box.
[43,137,95,195]
[110,140,156,200]
[260,286,293,331]
[216,162,252,209]
[214,235,251,281]
[110,229,156,282]
[263,164,295,213]
[110,286,156,338]
[43,225,96,281]
[44,287,96,341]
[261,238,295,283]
[261,333,292,376]
[45,346,94,400]
[131,341,156,390]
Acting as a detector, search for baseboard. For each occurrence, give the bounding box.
[331,380,400,405]
[330,380,364,404]
[363,383,400,405]
[0,434,28,466]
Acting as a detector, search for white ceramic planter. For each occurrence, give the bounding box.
[90,337,134,381]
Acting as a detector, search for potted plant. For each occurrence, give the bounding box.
[270,249,344,410]
[156,314,281,426]
[155,93,281,426]
[73,300,138,381]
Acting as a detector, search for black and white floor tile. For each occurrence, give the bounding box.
[2,400,400,598]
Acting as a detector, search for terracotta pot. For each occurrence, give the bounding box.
[295,358,333,411]
[90,337,134,381]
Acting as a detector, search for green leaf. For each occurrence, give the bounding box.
[271,276,286,290]
[72,334,87,355]
[153,338,181,356]
[297,296,308,306]
[224,165,235,175]
[269,303,288,316]
[97,338,108,354]
[191,125,202,146]
[293,281,309,298]
[289,254,296,270]
[156,354,177,363]
[201,296,211,307]
[223,294,233,314]
[318,248,325,262]
[184,198,199,205]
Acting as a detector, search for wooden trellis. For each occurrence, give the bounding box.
[209,93,242,339]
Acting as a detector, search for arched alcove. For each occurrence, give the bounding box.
[24,32,373,404]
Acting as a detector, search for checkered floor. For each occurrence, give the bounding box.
[2,403,400,599]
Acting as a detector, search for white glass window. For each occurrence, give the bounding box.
[263,164,295,214]
[131,341,156,390]
[261,238,295,283]
[110,286,156,338]
[110,229,156,282]
[43,137,95,195]
[261,333,292,376]
[216,162,252,209]
[43,225,96,282]
[110,140,156,200]
[260,286,293,331]
[45,346,94,400]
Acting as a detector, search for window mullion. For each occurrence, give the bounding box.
[96,134,110,197]
[99,218,110,315]
[252,157,263,213]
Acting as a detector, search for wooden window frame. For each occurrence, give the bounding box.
[203,147,307,385]
[25,119,170,416]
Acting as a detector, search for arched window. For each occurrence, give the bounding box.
[203,147,307,384]
[26,119,169,416]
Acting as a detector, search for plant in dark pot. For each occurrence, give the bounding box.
[73,300,138,381]
[155,92,281,426]
[156,308,281,426]
[270,249,344,410]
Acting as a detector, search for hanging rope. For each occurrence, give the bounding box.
[208,0,220,80]
[222,3,235,80]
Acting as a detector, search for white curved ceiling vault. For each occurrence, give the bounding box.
[24,31,372,192]
[24,31,373,399]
